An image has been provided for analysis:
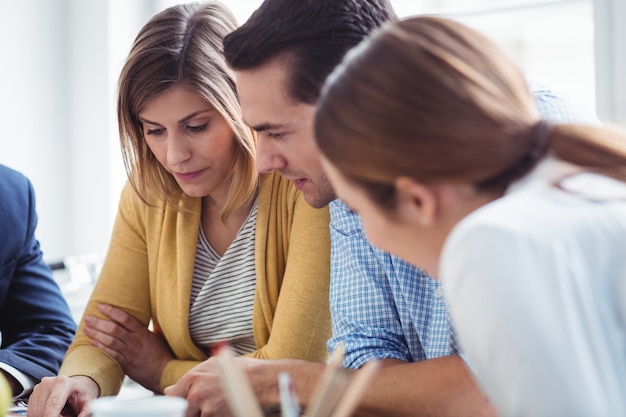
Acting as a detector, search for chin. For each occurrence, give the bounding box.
[304,193,331,209]
[179,187,208,198]
[303,187,335,209]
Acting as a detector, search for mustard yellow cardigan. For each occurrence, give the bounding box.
[59,172,331,395]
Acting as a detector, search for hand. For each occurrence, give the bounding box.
[84,304,174,393]
[164,357,232,417]
[165,356,289,417]
[27,375,99,417]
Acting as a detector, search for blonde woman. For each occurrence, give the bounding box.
[315,15,626,417]
[28,3,331,416]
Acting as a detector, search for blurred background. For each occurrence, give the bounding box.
[1,0,623,271]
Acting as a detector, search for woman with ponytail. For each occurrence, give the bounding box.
[315,15,626,417]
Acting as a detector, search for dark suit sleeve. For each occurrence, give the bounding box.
[0,166,76,382]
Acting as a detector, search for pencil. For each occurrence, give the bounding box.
[303,343,350,417]
[214,344,264,417]
[331,360,380,417]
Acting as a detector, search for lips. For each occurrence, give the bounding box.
[292,179,307,190]
[175,168,206,181]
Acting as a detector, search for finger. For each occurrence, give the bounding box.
[90,339,119,360]
[84,324,129,363]
[85,315,128,340]
[61,401,78,417]
[98,304,143,331]
[164,378,187,398]
[185,403,202,417]
[84,323,128,352]
[90,337,127,363]
[76,405,93,417]
[41,377,73,417]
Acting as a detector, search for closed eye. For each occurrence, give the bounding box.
[187,123,208,133]
[266,131,284,139]
[146,127,165,136]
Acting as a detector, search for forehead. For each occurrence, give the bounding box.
[234,57,298,124]
[140,85,208,115]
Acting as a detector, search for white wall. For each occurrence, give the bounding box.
[594,0,626,125]
[0,1,156,263]
[0,0,621,265]
[2,1,73,261]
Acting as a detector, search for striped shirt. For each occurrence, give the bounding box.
[189,198,258,356]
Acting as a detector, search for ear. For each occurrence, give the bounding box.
[394,177,438,225]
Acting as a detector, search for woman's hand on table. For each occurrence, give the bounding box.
[84,303,174,393]
[27,375,99,417]
[164,356,231,417]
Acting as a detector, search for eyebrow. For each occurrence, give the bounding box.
[248,122,286,132]
[139,109,215,125]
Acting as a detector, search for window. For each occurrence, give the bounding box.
[397,0,596,115]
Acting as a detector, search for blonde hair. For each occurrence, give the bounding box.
[117,1,257,219]
[315,16,626,208]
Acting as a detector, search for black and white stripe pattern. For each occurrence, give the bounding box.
[189,199,258,356]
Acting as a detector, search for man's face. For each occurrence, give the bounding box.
[235,56,335,208]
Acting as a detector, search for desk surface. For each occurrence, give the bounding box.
[6,378,153,417]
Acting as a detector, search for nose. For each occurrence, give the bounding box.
[255,136,287,174]
[166,133,192,167]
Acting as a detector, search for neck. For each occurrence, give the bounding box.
[200,191,256,256]
[427,185,502,277]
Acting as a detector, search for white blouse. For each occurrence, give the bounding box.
[441,158,626,417]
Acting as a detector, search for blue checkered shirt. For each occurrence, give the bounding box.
[327,78,600,368]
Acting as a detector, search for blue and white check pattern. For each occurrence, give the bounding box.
[526,78,600,124]
[327,79,599,369]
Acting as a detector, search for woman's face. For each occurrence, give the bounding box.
[321,155,442,276]
[138,85,236,199]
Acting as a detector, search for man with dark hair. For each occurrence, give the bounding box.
[165,1,598,415]
[224,0,396,107]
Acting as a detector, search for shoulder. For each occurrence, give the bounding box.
[116,179,199,228]
[0,164,31,199]
[526,77,599,125]
[0,165,37,261]
[0,164,35,221]
[116,179,165,232]
[329,199,366,237]
[442,181,580,286]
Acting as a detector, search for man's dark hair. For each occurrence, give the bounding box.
[224,0,397,104]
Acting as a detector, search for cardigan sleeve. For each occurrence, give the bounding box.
[59,181,153,396]
[249,174,332,362]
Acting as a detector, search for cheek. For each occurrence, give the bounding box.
[145,139,166,165]
[211,127,238,157]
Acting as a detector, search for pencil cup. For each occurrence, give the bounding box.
[89,395,187,417]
